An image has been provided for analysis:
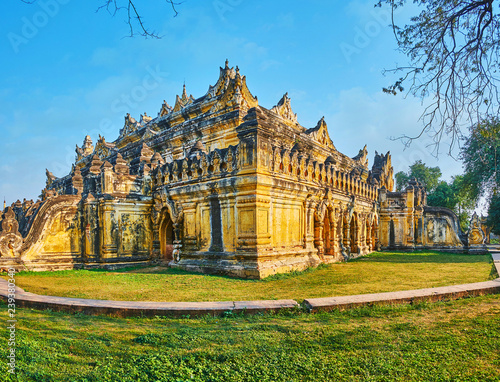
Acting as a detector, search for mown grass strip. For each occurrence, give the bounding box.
[1,294,499,381]
[3,251,495,303]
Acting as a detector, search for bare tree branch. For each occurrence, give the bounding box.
[20,0,182,39]
[97,0,181,38]
[377,0,500,156]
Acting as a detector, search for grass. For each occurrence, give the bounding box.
[3,251,497,303]
[1,294,499,381]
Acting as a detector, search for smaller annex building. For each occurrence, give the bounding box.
[0,62,486,278]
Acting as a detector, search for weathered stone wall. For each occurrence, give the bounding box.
[379,180,466,252]
[1,195,82,271]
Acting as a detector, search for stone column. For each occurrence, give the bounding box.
[304,201,316,249]
[314,220,324,258]
[99,200,118,261]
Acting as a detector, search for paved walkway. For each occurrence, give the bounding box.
[2,247,500,317]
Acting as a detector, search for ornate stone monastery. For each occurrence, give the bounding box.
[0,62,485,278]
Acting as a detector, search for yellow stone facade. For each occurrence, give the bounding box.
[0,62,480,277]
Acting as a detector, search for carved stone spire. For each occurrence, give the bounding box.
[113,153,129,175]
[159,100,173,117]
[88,155,103,174]
[120,113,139,137]
[46,169,56,186]
[140,112,152,125]
[271,93,297,124]
[352,145,368,168]
[305,117,336,150]
[173,84,195,112]
[76,135,94,162]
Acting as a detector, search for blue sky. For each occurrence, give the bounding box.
[0,0,462,205]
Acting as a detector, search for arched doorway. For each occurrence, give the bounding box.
[159,209,174,261]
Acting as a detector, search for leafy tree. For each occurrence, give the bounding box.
[395,160,442,192]
[397,161,476,230]
[427,175,478,231]
[376,0,500,155]
[395,171,410,191]
[20,0,181,38]
[427,181,458,210]
[461,117,500,198]
[461,117,500,233]
[451,174,478,231]
[486,192,500,235]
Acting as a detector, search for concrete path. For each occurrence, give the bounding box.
[303,279,500,312]
[0,278,298,317]
[1,247,499,317]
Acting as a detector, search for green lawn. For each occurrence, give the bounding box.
[5,251,497,302]
[1,295,499,381]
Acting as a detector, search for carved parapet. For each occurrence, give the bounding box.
[71,167,84,195]
[88,155,103,174]
[113,153,130,175]
[101,161,114,194]
[20,195,80,256]
[0,208,23,258]
[41,188,58,201]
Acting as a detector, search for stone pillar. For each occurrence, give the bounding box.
[304,201,316,249]
[343,215,350,256]
[151,195,162,260]
[99,200,118,261]
[101,161,114,194]
[83,194,98,263]
[314,220,324,258]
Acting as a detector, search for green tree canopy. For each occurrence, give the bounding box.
[460,117,500,198]
[396,161,477,231]
[426,175,478,231]
[486,192,500,235]
[395,160,441,193]
[461,117,500,234]
[427,181,458,210]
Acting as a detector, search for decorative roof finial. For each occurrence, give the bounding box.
[225,59,229,68]
[3,198,5,210]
